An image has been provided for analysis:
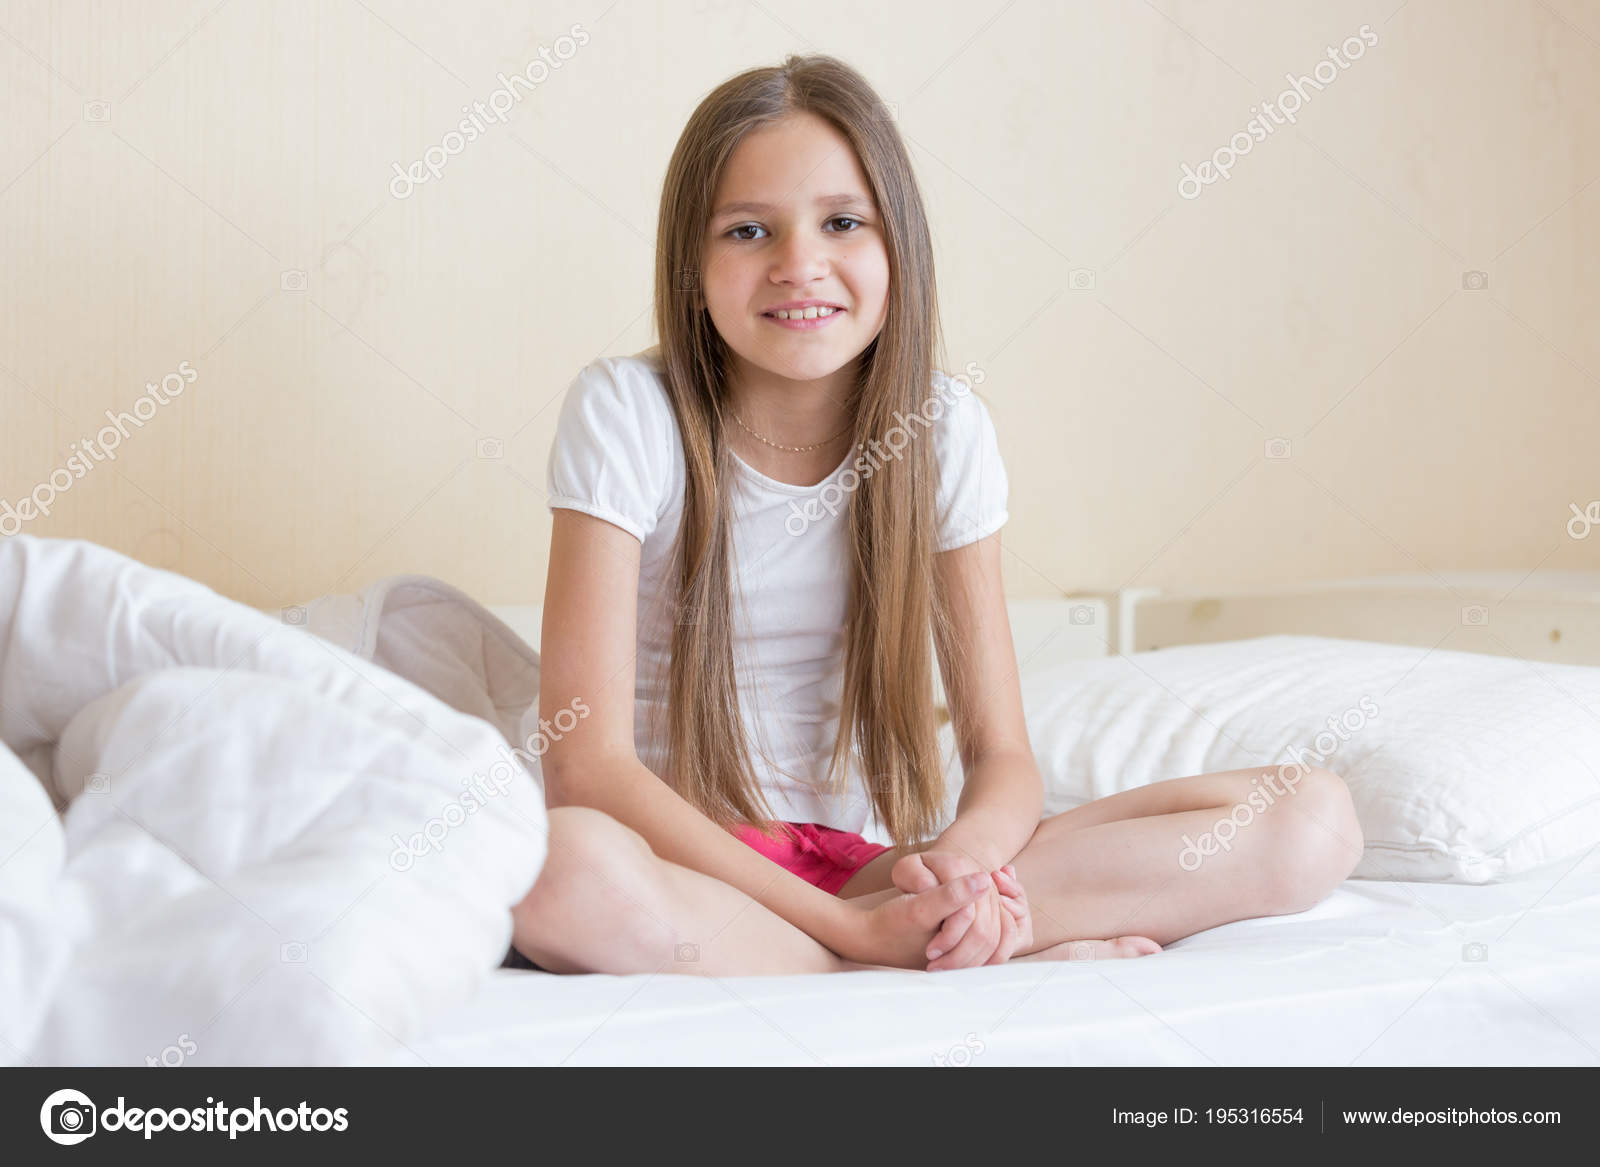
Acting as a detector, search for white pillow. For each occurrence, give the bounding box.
[1017,635,1600,882]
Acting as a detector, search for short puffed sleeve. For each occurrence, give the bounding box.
[932,373,1009,552]
[545,357,678,543]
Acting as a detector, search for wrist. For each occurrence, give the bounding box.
[929,830,1010,874]
[818,895,868,960]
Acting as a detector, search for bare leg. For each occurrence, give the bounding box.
[1013,937,1160,962]
[510,807,906,976]
[1009,765,1363,950]
[840,766,1363,957]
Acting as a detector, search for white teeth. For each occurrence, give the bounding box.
[770,306,838,320]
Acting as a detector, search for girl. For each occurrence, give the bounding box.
[509,54,1362,976]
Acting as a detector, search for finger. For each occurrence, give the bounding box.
[892,853,937,895]
[931,891,1001,971]
[981,906,1014,967]
[918,854,977,889]
[931,917,996,971]
[993,868,1026,902]
[925,902,975,960]
[998,902,1024,960]
[928,902,985,966]
[986,902,1018,965]
[913,872,991,929]
[892,853,932,894]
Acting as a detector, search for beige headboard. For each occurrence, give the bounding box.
[1086,571,1600,667]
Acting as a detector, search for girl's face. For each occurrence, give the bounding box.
[702,112,890,388]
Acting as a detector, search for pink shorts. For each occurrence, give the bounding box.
[734,821,894,895]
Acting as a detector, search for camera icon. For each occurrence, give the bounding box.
[881,100,899,121]
[281,605,307,626]
[476,437,504,460]
[1264,437,1292,460]
[1461,270,1489,291]
[676,267,700,291]
[1461,605,1489,626]
[1068,268,1096,291]
[674,942,700,963]
[280,941,308,963]
[280,269,308,292]
[1462,941,1489,962]
[83,100,111,123]
[1070,941,1096,962]
[674,601,702,626]
[47,1096,96,1143]
[86,772,110,795]
[1069,604,1095,626]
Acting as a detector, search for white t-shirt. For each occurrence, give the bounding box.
[545,347,1008,837]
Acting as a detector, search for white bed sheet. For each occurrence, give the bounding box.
[391,848,1600,1066]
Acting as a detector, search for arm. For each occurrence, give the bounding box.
[894,530,1044,969]
[927,530,1044,872]
[539,509,940,964]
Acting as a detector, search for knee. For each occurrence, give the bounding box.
[548,805,655,873]
[522,806,655,908]
[1265,767,1364,914]
[511,807,667,970]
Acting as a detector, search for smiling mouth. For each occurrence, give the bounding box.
[760,306,846,333]
[762,306,843,320]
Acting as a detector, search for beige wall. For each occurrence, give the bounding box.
[3,0,1597,613]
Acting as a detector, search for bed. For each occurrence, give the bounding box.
[391,577,1600,1066]
[6,537,1596,1066]
[397,850,1600,1066]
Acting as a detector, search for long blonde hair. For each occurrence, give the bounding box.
[651,54,961,850]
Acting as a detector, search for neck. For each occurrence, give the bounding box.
[726,352,856,448]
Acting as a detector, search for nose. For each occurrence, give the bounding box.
[769,228,829,286]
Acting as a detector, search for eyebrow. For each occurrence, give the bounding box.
[711,192,874,218]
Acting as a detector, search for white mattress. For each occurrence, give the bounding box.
[391,848,1600,1066]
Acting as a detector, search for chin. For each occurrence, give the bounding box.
[769,357,846,383]
[756,340,859,381]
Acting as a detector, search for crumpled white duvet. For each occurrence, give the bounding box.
[0,535,548,1066]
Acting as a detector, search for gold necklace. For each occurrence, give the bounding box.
[730,409,853,453]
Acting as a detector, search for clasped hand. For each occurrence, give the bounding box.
[836,849,1033,972]
[893,850,1033,971]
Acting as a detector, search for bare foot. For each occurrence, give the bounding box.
[1014,936,1162,963]
[834,937,1161,973]
[836,959,922,974]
